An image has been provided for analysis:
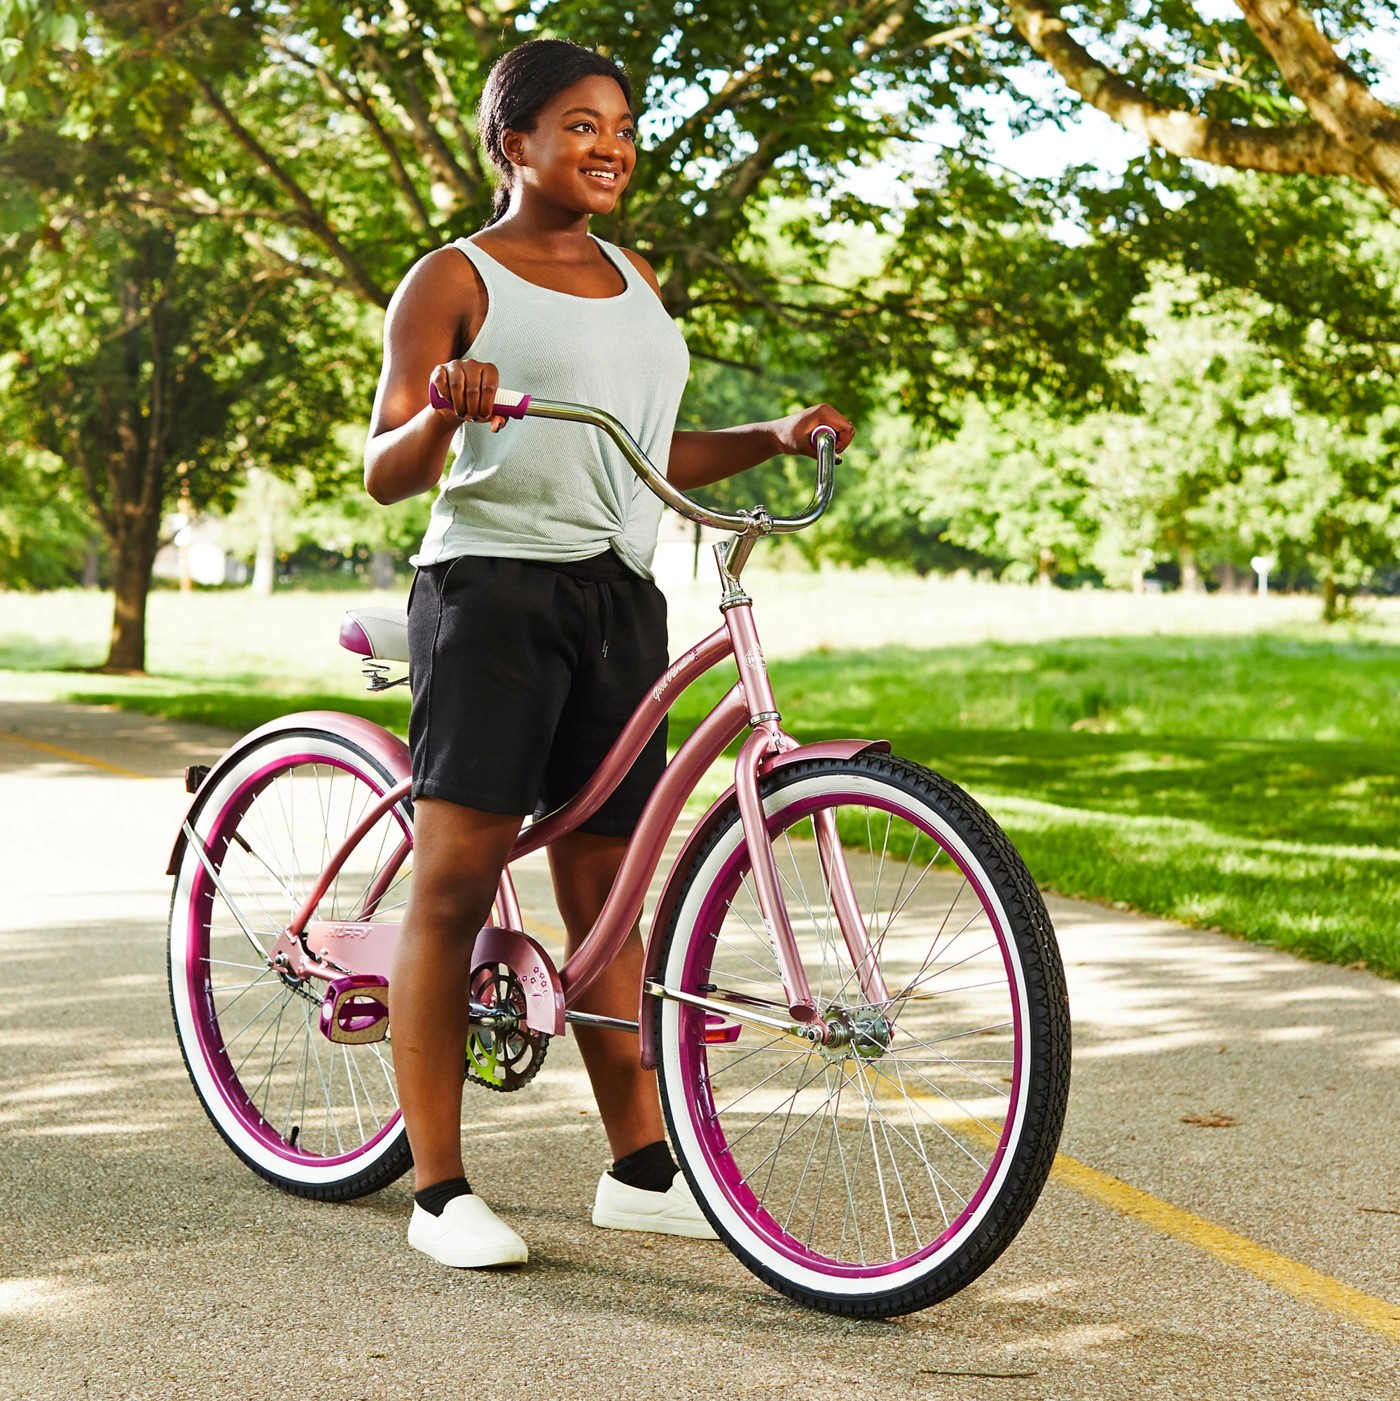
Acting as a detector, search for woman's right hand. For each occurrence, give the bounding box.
[429,358,507,432]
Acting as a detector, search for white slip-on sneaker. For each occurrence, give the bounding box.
[591,1171,720,1240]
[407,1194,528,1268]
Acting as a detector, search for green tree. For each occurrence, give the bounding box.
[924,283,1400,608]
[0,437,92,589]
[0,17,371,668]
[5,0,1396,641]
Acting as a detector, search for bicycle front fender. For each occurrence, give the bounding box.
[638,737,890,1072]
[165,710,412,877]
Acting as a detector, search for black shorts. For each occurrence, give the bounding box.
[406,552,669,837]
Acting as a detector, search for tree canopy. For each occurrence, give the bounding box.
[0,0,1396,660]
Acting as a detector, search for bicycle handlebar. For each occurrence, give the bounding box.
[428,382,839,536]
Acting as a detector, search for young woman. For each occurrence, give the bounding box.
[365,38,855,1269]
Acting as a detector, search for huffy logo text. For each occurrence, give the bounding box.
[743,645,766,673]
[325,923,371,940]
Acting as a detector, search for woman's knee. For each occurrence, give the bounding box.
[408,863,500,937]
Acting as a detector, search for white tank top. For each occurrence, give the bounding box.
[411,234,691,579]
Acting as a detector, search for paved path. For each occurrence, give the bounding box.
[1,700,1397,1401]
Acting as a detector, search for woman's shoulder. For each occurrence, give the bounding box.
[387,244,487,335]
[607,243,664,300]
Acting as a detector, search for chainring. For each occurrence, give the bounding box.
[465,961,550,1093]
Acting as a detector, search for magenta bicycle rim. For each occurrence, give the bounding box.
[677,787,1025,1279]
[184,750,406,1168]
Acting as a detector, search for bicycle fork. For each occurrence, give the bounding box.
[726,603,890,1031]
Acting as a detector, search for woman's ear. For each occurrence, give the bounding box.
[500,127,527,169]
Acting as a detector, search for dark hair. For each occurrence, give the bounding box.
[477,40,634,227]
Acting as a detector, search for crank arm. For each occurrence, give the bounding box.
[182,821,275,964]
[645,981,824,1043]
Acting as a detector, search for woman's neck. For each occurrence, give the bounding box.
[486,201,594,257]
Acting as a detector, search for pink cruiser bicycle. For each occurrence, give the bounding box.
[166,392,1070,1318]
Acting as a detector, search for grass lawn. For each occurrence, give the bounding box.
[669,635,1400,978]
[3,580,1397,977]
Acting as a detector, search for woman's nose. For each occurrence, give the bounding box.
[592,132,626,162]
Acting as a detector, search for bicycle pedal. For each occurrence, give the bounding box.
[319,975,390,1045]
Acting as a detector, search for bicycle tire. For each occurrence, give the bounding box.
[168,727,414,1200]
[655,752,1069,1317]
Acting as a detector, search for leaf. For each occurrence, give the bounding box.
[52,14,80,50]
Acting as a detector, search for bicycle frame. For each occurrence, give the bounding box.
[261,582,886,1039]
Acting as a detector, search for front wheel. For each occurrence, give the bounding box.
[168,727,415,1200]
[655,753,1070,1317]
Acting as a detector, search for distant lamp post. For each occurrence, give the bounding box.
[1250,553,1277,599]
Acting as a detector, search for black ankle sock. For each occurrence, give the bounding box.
[609,1140,677,1193]
[414,1176,472,1217]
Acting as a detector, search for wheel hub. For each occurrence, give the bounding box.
[812,1009,893,1063]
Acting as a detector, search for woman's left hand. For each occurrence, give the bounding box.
[770,404,855,458]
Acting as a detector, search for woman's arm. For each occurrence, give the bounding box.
[364,249,503,505]
[617,248,855,493]
[668,407,854,491]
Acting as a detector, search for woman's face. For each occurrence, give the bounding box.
[502,74,636,217]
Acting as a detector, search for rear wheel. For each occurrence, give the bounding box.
[168,728,414,1199]
[655,753,1069,1317]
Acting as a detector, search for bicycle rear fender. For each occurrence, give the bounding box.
[165,710,411,876]
[637,737,890,1071]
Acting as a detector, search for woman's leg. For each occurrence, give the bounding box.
[390,797,524,1190]
[547,828,664,1161]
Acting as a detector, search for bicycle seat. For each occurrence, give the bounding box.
[339,607,409,663]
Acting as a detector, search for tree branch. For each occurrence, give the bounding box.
[410,22,486,185]
[356,40,479,210]
[263,36,437,235]
[142,243,166,517]
[241,234,365,297]
[192,74,391,306]
[1005,0,1384,192]
[122,184,307,229]
[1232,0,1400,204]
[64,405,115,537]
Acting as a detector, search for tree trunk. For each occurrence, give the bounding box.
[1180,548,1202,594]
[104,508,161,672]
[82,537,103,589]
[369,547,396,590]
[1036,547,1056,587]
[251,508,277,596]
[1321,574,1342,623]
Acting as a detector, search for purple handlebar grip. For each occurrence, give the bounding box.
[428,381,531,420]
[809,423,841,463]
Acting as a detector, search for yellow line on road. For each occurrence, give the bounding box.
[1051,1151,1400,1343]
[0,731,150,780]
